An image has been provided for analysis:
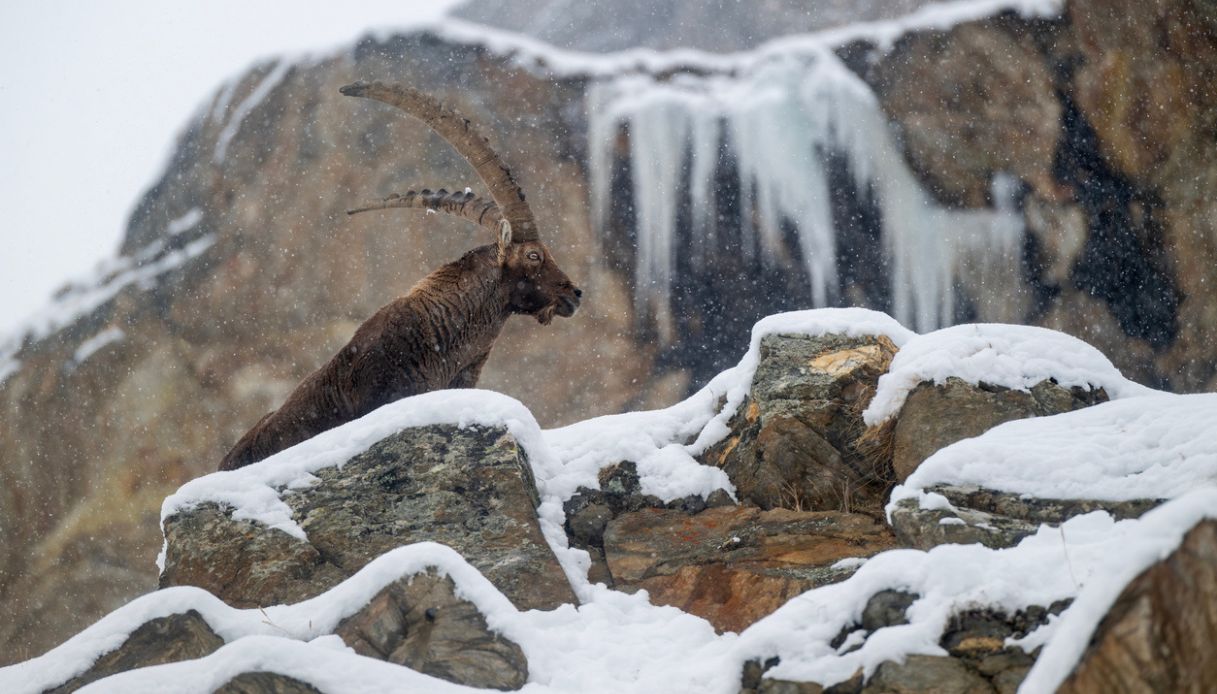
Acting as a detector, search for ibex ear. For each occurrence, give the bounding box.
[496,219,513,264]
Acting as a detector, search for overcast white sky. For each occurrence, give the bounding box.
[0,0,464,336]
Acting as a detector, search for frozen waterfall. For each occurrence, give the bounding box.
[587,47,1024,336]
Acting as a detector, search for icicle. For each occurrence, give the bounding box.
[587,46,1024,338]
[687,110,719,271]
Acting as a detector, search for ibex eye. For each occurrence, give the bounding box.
[528,252,541,261]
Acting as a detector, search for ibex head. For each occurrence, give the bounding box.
[341,81,581,324]
[498,229,582,324]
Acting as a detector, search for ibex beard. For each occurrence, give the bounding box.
[218,81,581,471]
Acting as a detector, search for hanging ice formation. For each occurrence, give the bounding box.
[587,47,1024,337]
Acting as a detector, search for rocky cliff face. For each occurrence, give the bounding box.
[846,0,1217,390]
[0,32,656,664]
[591,0,1217,390]
[2,0,1215,669]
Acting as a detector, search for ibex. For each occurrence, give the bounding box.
[219,81,582,471]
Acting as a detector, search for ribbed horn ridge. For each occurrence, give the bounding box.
[347,188,503,234]
[340,80,539,243]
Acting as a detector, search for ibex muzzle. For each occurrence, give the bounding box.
[219,81,580,471]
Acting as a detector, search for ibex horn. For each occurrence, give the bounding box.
[347,188,503,234]
[340,81,539,243]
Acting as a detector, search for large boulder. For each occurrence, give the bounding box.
[603,506,896,633]
[161,425,576,611]
[888,378,1106,483]
[335,570,528,690]
[1058,519,1217,693]
[702,333,899,515]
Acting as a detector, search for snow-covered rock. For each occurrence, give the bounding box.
[160,414,577,612]
[4,307,1217,692]
[861,323,1148,485]
[701,331,901,514]
[863,323,1151,428]
[0,544,532,694]
[1054,518,1217,692]
[332,569,529,690]
[886,392,1217,550]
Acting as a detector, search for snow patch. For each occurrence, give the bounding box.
[0,234,215,386]
[209,79,241,125]
[70,326,125,367]
[213,59,291,164]
[863,323,1156,426]
[831,557,868,571]
[166,208,204,237]
[889,393,1217,513]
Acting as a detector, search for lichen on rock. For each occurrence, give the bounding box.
[702,333,900,515]
[160,424,576,612]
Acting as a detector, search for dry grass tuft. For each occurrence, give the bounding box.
[854,418,897,491]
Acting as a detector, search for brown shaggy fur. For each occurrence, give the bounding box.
[220,241,579,470]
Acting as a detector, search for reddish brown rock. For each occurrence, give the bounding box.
[603,506,896,633]
[1058,519,1217,693]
